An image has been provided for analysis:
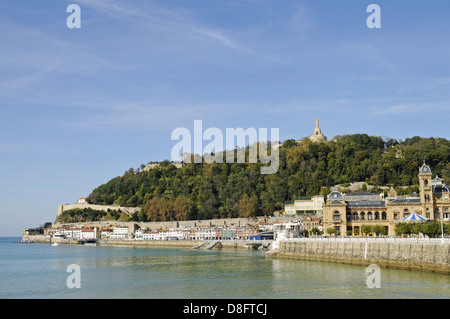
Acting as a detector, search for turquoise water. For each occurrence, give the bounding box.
[0,237,449,299]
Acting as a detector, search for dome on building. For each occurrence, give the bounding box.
[432,175,444,183]
[327,191,343,201]
[432,175,450,194]
[419,162,431,174]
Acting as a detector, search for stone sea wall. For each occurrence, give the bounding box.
[20,234,51,243]
[271,240,450,274]
[102,239,248,249]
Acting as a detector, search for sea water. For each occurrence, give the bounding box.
[0,237,448,299]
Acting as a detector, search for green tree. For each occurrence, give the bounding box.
[361,225,373,235]
[395,222,412,237]
[173,195,194,221]
[238,194,259,218]
[82,135,450,223]
[372,225,387,236]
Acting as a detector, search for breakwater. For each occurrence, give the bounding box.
[268,239,450,274]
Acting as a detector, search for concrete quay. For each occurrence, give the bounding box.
[268,238,450,274]
[101,239,270,250]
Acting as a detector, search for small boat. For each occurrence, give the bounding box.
[52,243,60,246]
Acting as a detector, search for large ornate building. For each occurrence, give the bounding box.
[322,163,450,236]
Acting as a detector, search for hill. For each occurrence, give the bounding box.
[80,134,450,223]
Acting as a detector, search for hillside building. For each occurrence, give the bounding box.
[284,195,324,216]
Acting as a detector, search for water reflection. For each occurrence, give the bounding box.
[5,243,448,299]
[270,257,450,299]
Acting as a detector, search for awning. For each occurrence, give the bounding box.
[401,211,428,222]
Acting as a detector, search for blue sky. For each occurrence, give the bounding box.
[1,0,450,236]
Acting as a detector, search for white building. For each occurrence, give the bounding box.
[52,226,97,240]
[80,228,97,239]
[140,229,186,240]
[110,227,129,239]
[194,227,220,240]
[166,228,185,240]
[142,231,160,240]
[101,228,113,238]
[273,221,302,241]
[284,195,324,216]
[135,229,144,240]
[259,222,275,231]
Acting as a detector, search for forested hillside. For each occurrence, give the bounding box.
[85,135,450,222]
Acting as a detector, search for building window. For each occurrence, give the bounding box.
[367,212,373,220]
[434,208,440,219]
[394,213,398,220]
[374,212,380,220]
[360,212,365,220]
[353,212,358,220]
[382,212,387,220]
[443,208,449,219]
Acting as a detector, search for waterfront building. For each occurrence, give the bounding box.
[110,227,129,239]
[49,225,98,239]
[220,228,236,240]
[142,231,160,240]
[322,163,450,236]
[235,226,259,240]
[100,227,113,238]
[164,228,185,240]
[79,228,97,239]
[195,227,220,240]
[302,216,323,234]
[273,221,302,240]
[135,229,143,239]
[258,222,276,231]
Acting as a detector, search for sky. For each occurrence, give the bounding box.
[1,0,450,236]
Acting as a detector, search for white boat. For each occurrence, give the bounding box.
[52,243,60,246]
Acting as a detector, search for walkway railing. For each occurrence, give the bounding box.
[279,237,450,244]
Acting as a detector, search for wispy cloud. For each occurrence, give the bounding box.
[74,0,253,54]
[396,77,450,94]
[382,102,450,114]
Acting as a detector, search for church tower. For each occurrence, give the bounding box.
[309,118,327,143]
